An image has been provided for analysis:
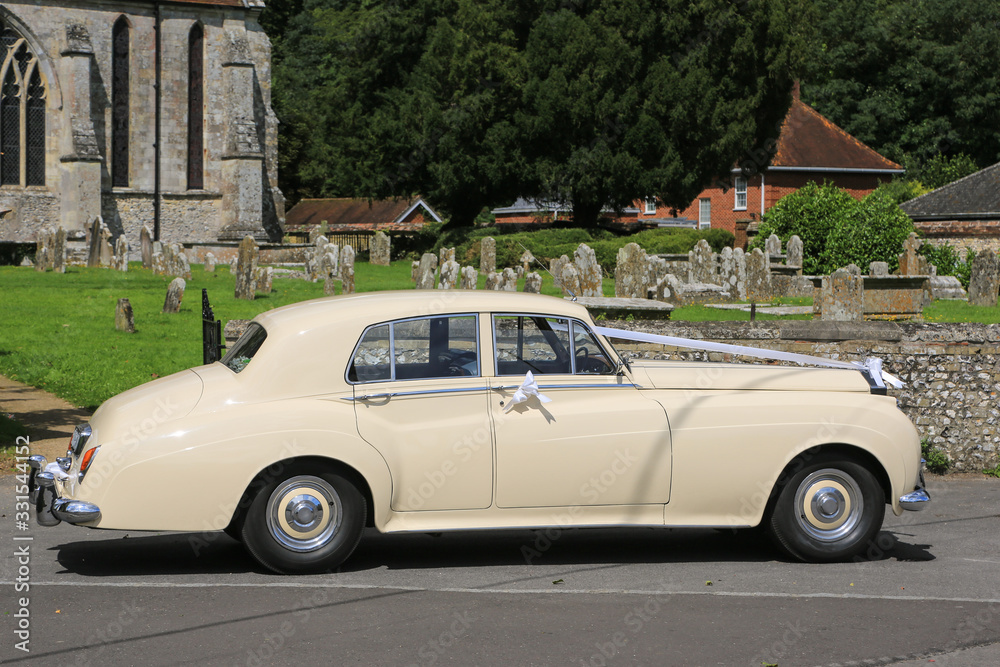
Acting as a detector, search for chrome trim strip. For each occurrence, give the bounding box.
[347,386,489,401]
[51,498,102,524]
[899,488,931,511]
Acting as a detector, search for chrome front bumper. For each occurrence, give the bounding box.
[27,456,102,526]
[899,462,931,511]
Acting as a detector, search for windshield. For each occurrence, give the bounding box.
[221,322,267,373]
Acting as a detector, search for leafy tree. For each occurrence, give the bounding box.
[906,153,980,191]
[752,182,856,275]
[873,179,929,206]
[824,189,914,273]
[803,0,1000,169]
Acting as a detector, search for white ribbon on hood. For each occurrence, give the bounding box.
[503,371,553,412]
[592,326,904,389]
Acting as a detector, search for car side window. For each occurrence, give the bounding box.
[348,315,479,383]
[494,315,572,375]
[570,321,615,375]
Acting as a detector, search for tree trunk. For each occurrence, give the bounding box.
[571,198,604,228]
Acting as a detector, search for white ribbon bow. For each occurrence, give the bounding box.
[503,371,552,413]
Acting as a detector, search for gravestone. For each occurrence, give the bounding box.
[574,244,602,297]
[689,239,716,284]
[786,235,803,272]
[819,268,863,321]
[115,298,135,333]
[204,252,217,273]
[765,234,782,257]
[438,259,460,289]
[520,249,535,275]
[869,261,889,277]
[515,266,525,279]
[898,232,922,276]
[559,264,582,297]
[172,244,192,279]
[719,246,748,301]
[523,272,542,293]
[460,266,478,289]
[34,229,51,272]
[647,256,669,293]
[229,256,238,274]
[485,271,502,290]
[501,267,518,291]
[140,225,153,269]
[234,235,259,300]
[340,245,356,293]
[439,247,456,267]
[323,245,340,280]
[480,237,496,275]
[51,228,66,273]
[416,253,438,289]
[551,255,571,291]
[614,243,650,298]
[86,217,104,267]
[745,248,772,302]
[411,260,420,283]
[370,231,391,266]
[968,252,1000,307]
[163,278,186,313]
[112,236,129,271]
[255,266,274,294]
[324,276,338,296]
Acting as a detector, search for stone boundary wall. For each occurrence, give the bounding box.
[604,320,1000,473]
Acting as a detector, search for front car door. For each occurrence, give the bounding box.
[489,314,672,509]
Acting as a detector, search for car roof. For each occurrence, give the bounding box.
[253,290,595,336]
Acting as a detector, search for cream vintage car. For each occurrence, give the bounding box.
[29,290,930,573]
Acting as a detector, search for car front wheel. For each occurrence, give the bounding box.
[768,455,885,562]
[241,465,366,574]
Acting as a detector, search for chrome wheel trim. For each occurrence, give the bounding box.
[266,476,343,552]
[793,468,863,542]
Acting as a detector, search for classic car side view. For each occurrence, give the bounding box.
[29,291,930,573]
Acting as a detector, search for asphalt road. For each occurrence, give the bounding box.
[1,475,998,666]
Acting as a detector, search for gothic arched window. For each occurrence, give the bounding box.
[111,17,130,188]
[0,21,46,187]
[187,23,204,190]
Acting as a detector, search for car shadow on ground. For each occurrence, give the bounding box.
[51,527,933,576]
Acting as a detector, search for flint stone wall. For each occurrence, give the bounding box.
[604,320,1000,473]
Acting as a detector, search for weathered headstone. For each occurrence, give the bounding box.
[560,263,582,297]
[438,259,460,289]
[480,237,496,275]
[968,252,1000,307]
[204,252,217,273]
[786,235,803,272]
[115,298,135,333]
[745,248,772,302]
[485,272,502,290]
[229,256,238,274]
[551,255,570,290]
[614,243,650,298]
[339,245,356,294]
[898,232,922,276]
[324,276,338,296]
[819,267,863,321]
[415,253,438,289]
[370,231,391,266]
[234,235,259,300]
[86,217,103,267]
[323,245,340,279]
[140,225,153,269]
[765,234,782,257]
[523,271,542,293]
[174,245,192,279]
[869,261,889,277]
[163,278,186,314]
[112,236,129,271]
[719,246,748,301]
[460,266,478,289]
[411,260,420,283]
[34,229,51,272]
[501,267,518,291]
[574,244,602,297]
[439,247,456,267]
[689,239,717,284]
[519,249,535,275]
[255,266,274,294]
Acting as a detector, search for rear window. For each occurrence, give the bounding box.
[221,323,267,373]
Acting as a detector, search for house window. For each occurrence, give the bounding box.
[734,176,747,210]
[644,198,657,215]
[698,198,711,228]
[0,23,46,187]
[187,23,204,190]
[111,17,130,188]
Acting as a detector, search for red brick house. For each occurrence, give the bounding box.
[645,87,903,242]
[284,197,442,246]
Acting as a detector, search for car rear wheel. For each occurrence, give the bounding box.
[241,464,366,574]
[768,454,885,562]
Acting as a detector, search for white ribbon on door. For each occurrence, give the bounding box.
[592,326,903,389]
[503,370,553,412]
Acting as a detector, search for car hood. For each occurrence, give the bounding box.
[630,360,871,393]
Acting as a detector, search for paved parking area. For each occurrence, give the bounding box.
[1,474,998,666]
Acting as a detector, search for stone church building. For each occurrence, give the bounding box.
[0,0,282,253]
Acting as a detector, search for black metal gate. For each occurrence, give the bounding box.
[202,289,224,364]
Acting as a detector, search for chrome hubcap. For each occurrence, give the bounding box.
[267,476,342,552]
[794,469,863,541]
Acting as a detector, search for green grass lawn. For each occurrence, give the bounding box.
[1,263,996,410]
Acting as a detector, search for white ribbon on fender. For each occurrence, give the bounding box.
[503,371,553,413]
[592,326,904,389]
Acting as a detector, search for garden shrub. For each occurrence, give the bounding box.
[824,189,915,273]
[919,242,977,289]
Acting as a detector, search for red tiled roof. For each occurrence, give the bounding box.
[285,198,439,233]
[771,92,902,172]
